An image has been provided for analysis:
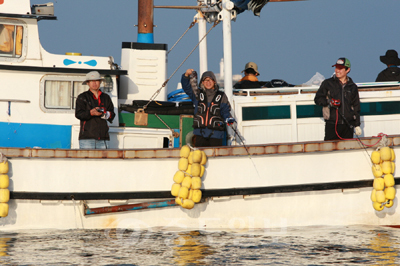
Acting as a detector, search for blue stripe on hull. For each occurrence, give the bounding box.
[0,122,72,149]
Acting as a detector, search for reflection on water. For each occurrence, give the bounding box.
[0,226,398,265]
[368,229,399,265]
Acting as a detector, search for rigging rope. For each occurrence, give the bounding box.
[142,20,220,110]
[167,21,196,55]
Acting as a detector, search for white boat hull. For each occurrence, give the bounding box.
[1,136,399,230]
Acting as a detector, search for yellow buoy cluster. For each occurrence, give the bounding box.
[370,146,396,211]
[0,158,9,217]
[171,145,207,209]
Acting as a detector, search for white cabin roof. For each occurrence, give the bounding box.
[0,0,31,15]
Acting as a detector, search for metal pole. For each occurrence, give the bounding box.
[221,0,233,103]
[197,11,208,76]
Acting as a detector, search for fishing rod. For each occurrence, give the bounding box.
[229,123,262,178]
[334,107,374,163]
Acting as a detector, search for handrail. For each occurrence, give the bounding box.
[0,99,30,103]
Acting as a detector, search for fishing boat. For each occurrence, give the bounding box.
[0,0,399,231]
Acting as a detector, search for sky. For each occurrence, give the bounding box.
[32,0,400,93]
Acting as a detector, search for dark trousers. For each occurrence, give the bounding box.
[324,123,353,141]
[194,135,223,147]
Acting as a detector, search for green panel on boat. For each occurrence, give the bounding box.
[296,101,400,119]
[296,105,323,118]
[242,106,291,121]
[119,113,181,129]
[181,116,194,146]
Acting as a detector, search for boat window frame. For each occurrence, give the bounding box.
[39,74,87,113]
[0,18,27,62]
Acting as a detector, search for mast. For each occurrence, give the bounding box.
[221,0,234,103]
[138,0,154,43]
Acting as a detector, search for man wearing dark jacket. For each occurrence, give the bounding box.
[75,71,115,149]
[314,58,361,140]
[181,69,235,147]
[376,49,400,82]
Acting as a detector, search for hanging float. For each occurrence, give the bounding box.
[171,145,207,209]
[0,154,9,217]
[370,146,396,211]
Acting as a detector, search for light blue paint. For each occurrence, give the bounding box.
[173,129,180,148]
[0,122,72,149]
[137,33,154,44]
[84,60,97,67]
[63,59,76,66]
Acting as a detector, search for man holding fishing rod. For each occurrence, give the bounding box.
[314,58,362,141]
[181,69,235,147]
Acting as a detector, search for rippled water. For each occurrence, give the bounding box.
[0,226,399,265]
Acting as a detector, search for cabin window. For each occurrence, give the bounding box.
[0,23,23,57]
[296,105,323,118]
[242,106,291,121]
[44,80,87,109]
[360,101,400,116]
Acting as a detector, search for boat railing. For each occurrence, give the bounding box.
[233,82,400,97]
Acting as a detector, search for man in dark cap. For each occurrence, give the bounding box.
[376,49,400,82]
[314,58,361,141]
[181,69,235,147]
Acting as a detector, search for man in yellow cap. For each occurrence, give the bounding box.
[233,62,262,89]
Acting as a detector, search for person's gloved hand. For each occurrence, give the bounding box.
[225,117,235,126]
[101,111,111,120]
[329,98,341,108]
[355,126,362,136]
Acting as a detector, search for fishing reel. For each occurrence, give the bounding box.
[330,98,341,108]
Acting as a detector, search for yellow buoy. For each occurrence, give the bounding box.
[175,197,183,206]
[192,150,202,164]
[192,189,202,203]
[188,151,194,164]
[373,202,384,211]
[0,203,8,217]
[180,145,191,158]
[383,174,395,187]
[200,151,207,165]
[381,161,392,175]
[178,158,189,171]
[0,189,9,203]
[385,199,394,208]
[391,162,395,174]
[173,171,185,184]
[188,189,193,200]
[384,187,396,200]
[178,186,189,199]
[186,164,192,176]
[182,199,195,209]
[380,147,392,161]
[0,161,8,174]
[372,164,383,178]
[373,177,385,191]
[171,183,181,197]
[191,177,202,190]
[0,174,9,189]
[390,148,396,161]
[182,176,192,188]
[376,190,386,203]
[200,165,205,178]
[371,151,381,164]
[191,163,201,177]
[370,189,377,202]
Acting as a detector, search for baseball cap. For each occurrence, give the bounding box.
[242,62,259,75]
[332,58,351,68]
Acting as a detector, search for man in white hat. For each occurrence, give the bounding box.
[75,71,115,149]
[376,49,400,82]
